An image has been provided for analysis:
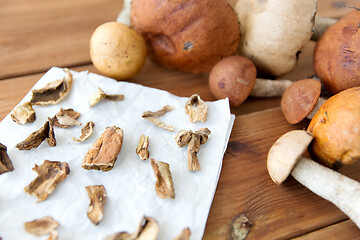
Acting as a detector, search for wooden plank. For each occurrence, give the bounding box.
[0,0,123,79]
[203,107,360,239]
[293,220,360,240]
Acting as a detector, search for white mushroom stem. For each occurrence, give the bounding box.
[306,96,328,119]
[311,16,338,41]
[250,78,293,97]
[116,0,132,25]
[292,156,360,228]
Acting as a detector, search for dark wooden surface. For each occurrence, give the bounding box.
[0,0,359,239]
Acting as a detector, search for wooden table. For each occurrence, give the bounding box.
[1,0,359,239]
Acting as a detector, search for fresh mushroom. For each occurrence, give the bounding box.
[281,79,328,124]
[267,130,360,228]
[307,87,360,168]
[314,5,360,94]
[175,128,211,171]
[209,56,293,107]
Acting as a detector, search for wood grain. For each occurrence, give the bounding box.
[293,220,360,240]
[204,108,360,240]
[0,0,123,80]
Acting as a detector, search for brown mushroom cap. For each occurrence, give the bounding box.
[267,130,314,184]
[307,87,360,168]
[314,6,360,94]
[130,0,240,73]
[281,79,322,124]
[209,56,257,107]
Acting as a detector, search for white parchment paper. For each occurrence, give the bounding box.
[0,67,234,240]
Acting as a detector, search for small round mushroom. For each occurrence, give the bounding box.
[281,79,327,124]
[307,87,360,168]
[314,6,360,94]
[267,130,360,228]
[209,56,294,107]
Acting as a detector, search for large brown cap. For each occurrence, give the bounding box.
[307,87,360,169]
[130,0,240,73]
[314,6,360,94]
[281,79,321,124]
[209,56,257,107]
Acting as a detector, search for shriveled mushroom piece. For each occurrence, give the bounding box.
[82,126,124,171]
[0,143,14,175]
[142,105,175,132]
[48,231,58,240]
[24,160,70,202]
[105,216,159,240]
[30,68,73,105]
[267,130,360,228]
[89,87,124,107]
[175,128,211,171]
[24,216,59,236]
[86,185,106,225]
[173,228,191,240]
[151,159,175,199]
[11,102,36,125]
[73,121,95,142]
[185,94,207,123]
[281,79,327,124]
[136,135,149,160]
[209,56,294,107]
[16,118,56,150]
[52,108,81,128]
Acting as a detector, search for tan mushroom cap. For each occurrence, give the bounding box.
[267,130,313,185]
[307,87,360,168]
[209,56,257,107]
[281,79,321,124]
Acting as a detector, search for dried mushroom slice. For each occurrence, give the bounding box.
[52,108,81,128]
[136,135,149,160]
[24,160,70,202]
[73,121,95,142]
[86,185,106,225]
[105,216,159,240]
[24,216,59,236]
[89,87,124,107]
[0,143,14,175]
[11,102,36,125]
[16,119,56,150]
[30,68,73,105]
[173,228,191,240]
[185,94,207,123]
[82,126,124,171]
[48,231,59,240]
[151,159,175,199]
[142,105,175,132]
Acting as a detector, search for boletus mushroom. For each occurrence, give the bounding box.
[209,56,294,107]
[130,0,240,73]
[307,87,360,168]
[267,130,360,228]
[281,79,327,124]
[314,5,360,94]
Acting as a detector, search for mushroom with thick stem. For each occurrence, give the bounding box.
[267,130,360,228]
[281,79,328,124]
[185,94,207,123]
[209,56,294,107]
[175,128,211,171]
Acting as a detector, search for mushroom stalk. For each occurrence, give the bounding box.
[311,16,338,41]
[292,156,360,228]
[305,96,327,119]
[250,78,293,97]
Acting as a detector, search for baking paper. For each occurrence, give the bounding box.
[0,67,234,240]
